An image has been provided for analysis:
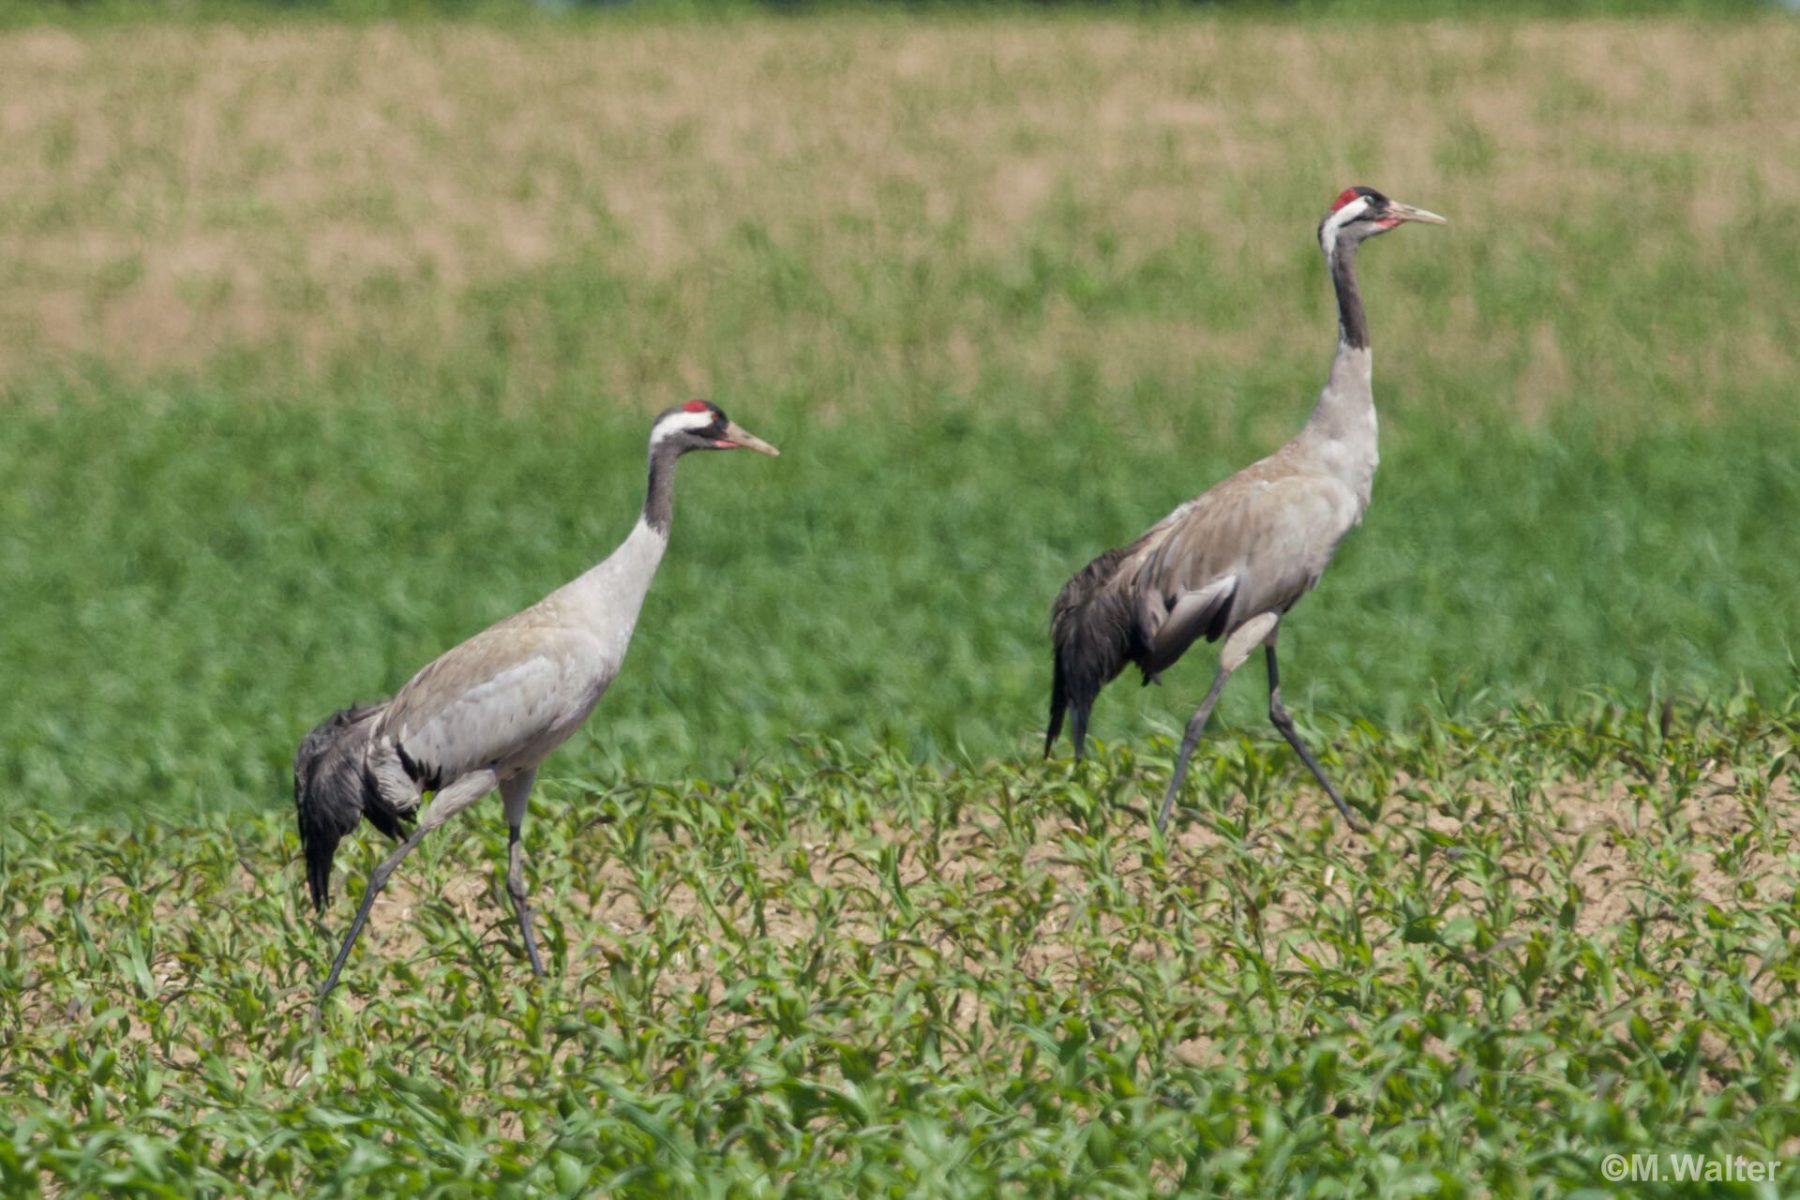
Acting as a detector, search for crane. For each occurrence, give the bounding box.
[295,400,779,1003]
[1045,186,1445,834]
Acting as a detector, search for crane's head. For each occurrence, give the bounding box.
[649,400,781,458]
[1318,186,1447,258]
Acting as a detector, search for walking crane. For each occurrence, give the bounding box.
[1045,187,1445,833]
[295,401,778,1002]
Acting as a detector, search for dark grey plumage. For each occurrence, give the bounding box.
[293,703,413,912]
[1048,531,1250,760]
[1046,546,1134,759]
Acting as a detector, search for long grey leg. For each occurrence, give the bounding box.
[1157,612,1281,833]
[499,768,545,978]
[317,767,499,1009]
[1156,666,1233,832]
[1265,642,1368,834]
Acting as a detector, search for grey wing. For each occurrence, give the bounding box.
[1129,473,1361,672]
[380,619,597,787]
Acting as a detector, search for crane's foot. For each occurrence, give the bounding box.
[1159,788,1188,834]
[1324,788,1371,836]
[505,832,547,978]
[1154,777,1184,834]
[516,919,547,978]
[1265,661,1370,836]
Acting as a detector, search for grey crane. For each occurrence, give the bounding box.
[295,400,778,1003]
[1045,186,1445,834]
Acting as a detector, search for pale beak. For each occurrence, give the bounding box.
[718,420,780,457]
[1385,201,1448,226]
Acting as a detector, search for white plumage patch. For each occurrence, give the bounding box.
[649,408,718,446]
[1319,196,1370,258]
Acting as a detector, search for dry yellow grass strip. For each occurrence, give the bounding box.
[2,19,1796,402]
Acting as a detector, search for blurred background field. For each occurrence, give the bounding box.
[5,9,1800,1197]
[3,16,1796,818]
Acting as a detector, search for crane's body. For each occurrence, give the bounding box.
[379,518,669,788]
[295,401,778,1005]
[1046,187,1445,832]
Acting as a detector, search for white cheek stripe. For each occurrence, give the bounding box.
[1320,196,1370,257]
[650,410,718,446]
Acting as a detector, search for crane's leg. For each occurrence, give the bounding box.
[499,768,546,978]
[1264,641,1368,834]
[1156,613,1279,832]
[316,767,499,1008]
[1156,668,1231,832]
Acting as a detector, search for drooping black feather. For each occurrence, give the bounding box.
[293,702,413,912]
[1046,545,1140,759]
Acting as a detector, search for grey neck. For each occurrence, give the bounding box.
[1297,233,1380,511]
[643,442,682,534]
[1330,239,1369,351]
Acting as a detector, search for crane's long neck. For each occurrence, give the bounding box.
[554,442,680,634]
[1330,237,1370,352]
[1296,237,1379,510]
[643,440,682,536]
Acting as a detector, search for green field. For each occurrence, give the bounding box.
[3,14,1799,1195]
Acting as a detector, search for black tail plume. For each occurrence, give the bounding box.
[293,703,400,913]
[1046,545,1136,760]
[1046,653,1072,757]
